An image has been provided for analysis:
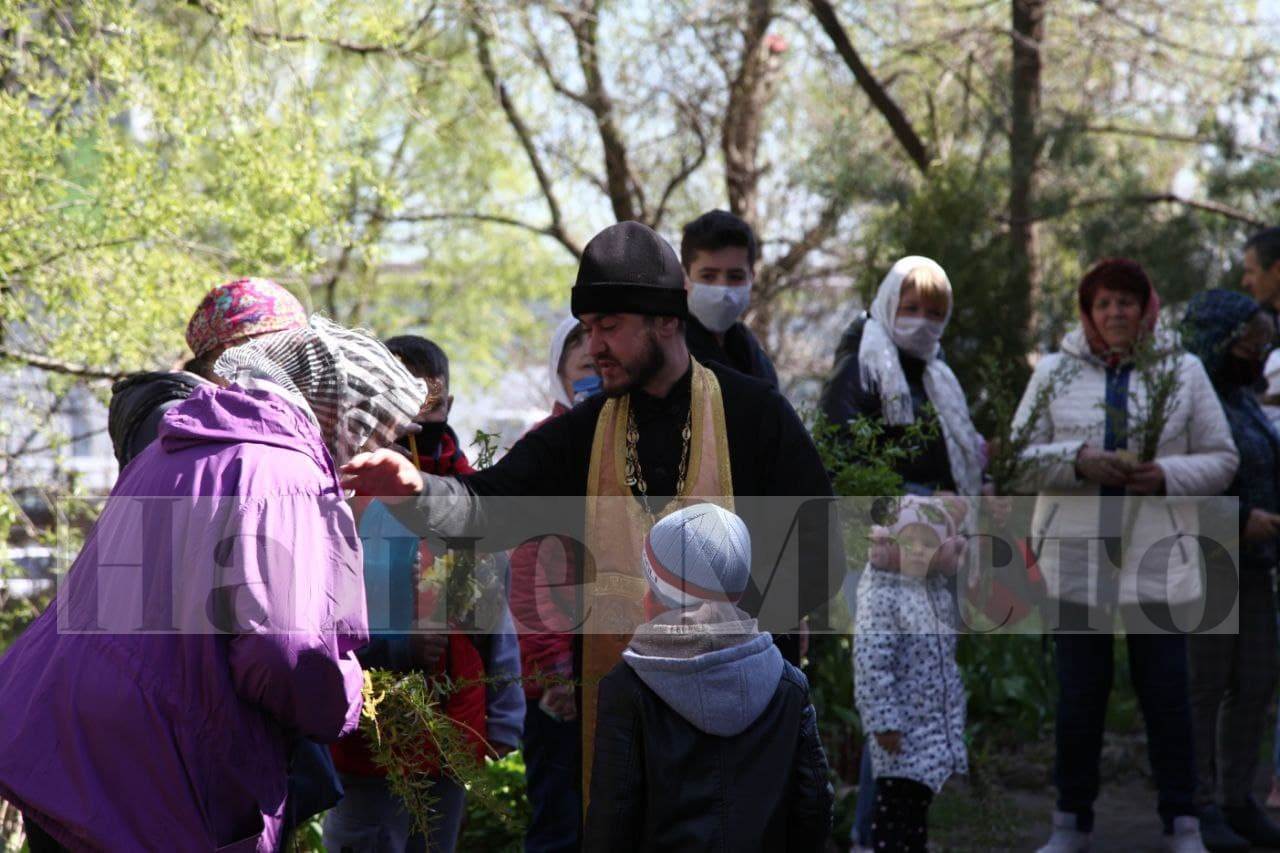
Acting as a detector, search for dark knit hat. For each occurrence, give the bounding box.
[571,221,688,319]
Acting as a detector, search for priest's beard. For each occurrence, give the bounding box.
[603,330,665,398]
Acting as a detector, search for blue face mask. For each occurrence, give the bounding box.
[572,375,602,405]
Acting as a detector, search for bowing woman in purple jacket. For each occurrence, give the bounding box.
[0,317,429,853]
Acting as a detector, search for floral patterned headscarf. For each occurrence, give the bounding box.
[186,278,309,358]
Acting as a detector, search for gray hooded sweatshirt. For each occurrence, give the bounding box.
[621,602,784,736]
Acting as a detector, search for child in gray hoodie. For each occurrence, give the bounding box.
[584,503,834,852]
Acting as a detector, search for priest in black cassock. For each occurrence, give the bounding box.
[340,221,842,789]
[343,218,840,639]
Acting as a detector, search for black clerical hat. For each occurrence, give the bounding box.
[570,221,688,319]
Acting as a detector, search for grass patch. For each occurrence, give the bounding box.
[929,779,1030,852]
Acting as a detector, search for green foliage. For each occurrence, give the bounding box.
[1123,335,1187,465]
[0,491,97,655]
[458,752,533,853]
[0,589,48,657]
[0,1,570,490]
[468,429,502,471]
[955,636,1057,746]
[359,669,526,842]
[806,633,860,784]
[928,776,1028,853]
[808,409,941,497]
[358,670,444,837]
[807,410,939,571]
[979,354,1082,495]
[288,815,326,853]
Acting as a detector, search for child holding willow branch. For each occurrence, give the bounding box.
[1011,259,1238,853]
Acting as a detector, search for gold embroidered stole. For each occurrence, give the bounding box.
[579,358,733,803]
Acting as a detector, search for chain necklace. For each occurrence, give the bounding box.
[624,399,692,519]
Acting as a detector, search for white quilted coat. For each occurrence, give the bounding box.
[1011,328,1239,606]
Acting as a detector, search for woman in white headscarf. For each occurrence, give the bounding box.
[819,255,986,497]
[546,314,599,413]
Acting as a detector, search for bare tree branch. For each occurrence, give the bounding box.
[2,235,145,280]
[468,9,581,257]
[520,13,592,107]
[16,426,111,458]
[372,211,585,258]
[1012,192,1267,227]
[0,347,125,380]
[756,195,848,308]
[187,0,439,56]
[560,0,643,223]
[806,0,931,174]
[545,143,613,198]
[653,96,710,229]
[1080,122,1279,158]
[749,194,848,337]
[721,0,777,229]
[1085,0,1270,65]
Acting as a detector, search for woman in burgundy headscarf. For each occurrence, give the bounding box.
[1011,259,1238,853]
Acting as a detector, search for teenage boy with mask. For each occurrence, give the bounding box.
[681,210,779,388]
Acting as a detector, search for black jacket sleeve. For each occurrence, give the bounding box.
[584,668,645,853]
[768,389,847,623]
[818,316,882,429]
[788,699,835,853]
[388,405,592,547]
[740,324,780,389]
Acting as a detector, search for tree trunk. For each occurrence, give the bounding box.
[722,0,774,232]
[565,1,640,223]
[1010,0,1045,350]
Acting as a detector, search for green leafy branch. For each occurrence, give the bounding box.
[359,669,524,840]
[469,429,502,470]
[1110,333,1186,465]
[979,355,1081,496]
[807,409,939,567]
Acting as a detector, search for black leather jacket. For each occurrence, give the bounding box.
[584,661,834,853]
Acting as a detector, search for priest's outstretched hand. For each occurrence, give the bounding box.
[340,448,425,500]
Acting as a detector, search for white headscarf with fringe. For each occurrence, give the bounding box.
[859,256,986,495]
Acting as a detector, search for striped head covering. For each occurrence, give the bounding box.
[186,278,309,358]
[642,503,751,610]
[213,316,431,465]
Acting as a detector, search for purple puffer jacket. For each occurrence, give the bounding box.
[0,385,369,852]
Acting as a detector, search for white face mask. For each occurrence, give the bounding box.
[892,316,946,358]
[689,282,752,333]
